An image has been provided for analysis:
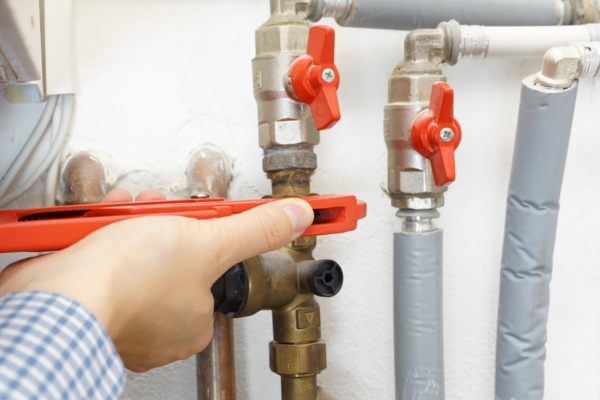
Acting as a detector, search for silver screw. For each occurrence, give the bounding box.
[322,68,335,83]
[439,128,455,143]
[190,192,210,199]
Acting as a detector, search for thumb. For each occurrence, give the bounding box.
[197,198,314,280]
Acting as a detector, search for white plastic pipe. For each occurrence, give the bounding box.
[0,94,73,208]
[0,96,58,197]
[44,98,63,207]
[457,23,600,60]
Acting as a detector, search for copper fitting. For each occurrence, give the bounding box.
[61,154,106,205]
[187,145,231,199]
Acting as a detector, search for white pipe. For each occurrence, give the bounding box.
[0,96,58,197]
[0,95,73,208]
[456,23,600,60]
[44,99,63,207]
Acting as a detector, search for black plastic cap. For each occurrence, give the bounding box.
[308,260,343,297]
[211,261,249,317]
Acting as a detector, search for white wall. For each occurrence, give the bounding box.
[1,0,600,399]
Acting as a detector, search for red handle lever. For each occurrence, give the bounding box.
[288,25,341,131]
[411,81,462,186]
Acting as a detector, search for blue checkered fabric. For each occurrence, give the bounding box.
[0,291,125,399]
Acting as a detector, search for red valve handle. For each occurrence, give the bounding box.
[288,25,341,131]
[411,81,462,187]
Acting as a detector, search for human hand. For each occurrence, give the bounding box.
[0,189,314,372]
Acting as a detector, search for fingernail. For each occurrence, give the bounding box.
[284,202,314,233]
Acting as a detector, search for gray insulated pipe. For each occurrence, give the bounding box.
[394,229,444,400]
[495,76,579,400]
[337,0,563,30]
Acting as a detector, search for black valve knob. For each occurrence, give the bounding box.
[211,262,249,317]
[306,260,343,297]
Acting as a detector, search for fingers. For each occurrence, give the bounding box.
[197,199,314,281]
[100,188,133,203]
[100,188,166,203]
[136,189,166,202]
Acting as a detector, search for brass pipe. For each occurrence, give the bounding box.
[264,169,334,400]
[272,235,325,400]
[281,376,318,399]
[267,169,313,198]
[189,145,235,400]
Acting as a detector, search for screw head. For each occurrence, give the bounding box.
[322,68,335,83]
[439,128,455,143]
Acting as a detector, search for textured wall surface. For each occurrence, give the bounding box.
[1,0,600,399]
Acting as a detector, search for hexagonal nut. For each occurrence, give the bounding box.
[263,150,317,172]
[387,146,447,196]
[259,118,320,148]
[388,165,446,195]
[388,73,444,104]
[399,170,429,193]
[256,24,309,56]
[269,340,327,376]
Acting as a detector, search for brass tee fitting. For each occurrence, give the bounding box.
[212,250,343,400]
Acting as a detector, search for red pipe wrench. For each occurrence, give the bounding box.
[0,195,367,253]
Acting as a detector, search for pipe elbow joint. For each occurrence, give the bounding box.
[536,42,600,88]
[536,45,582,88]
[400,26,452,72]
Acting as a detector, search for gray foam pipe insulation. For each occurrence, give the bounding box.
[339,0,563,30]
[394,230,444,400]
[495,76,579,400]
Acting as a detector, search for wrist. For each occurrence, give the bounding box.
[0,242,125,341]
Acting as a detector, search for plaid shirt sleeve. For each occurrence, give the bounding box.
[0,291,125,399]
